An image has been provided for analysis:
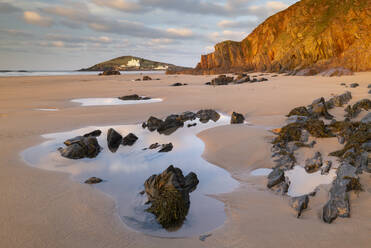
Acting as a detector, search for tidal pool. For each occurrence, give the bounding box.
[34,108,59,111]
[22,114,239,237]
[250,166,336,197]
[71,98,162,106]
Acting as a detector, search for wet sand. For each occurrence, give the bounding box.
[0,72,370,247]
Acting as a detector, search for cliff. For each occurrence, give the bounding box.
[81,56,190,71]
[189,0,371,74]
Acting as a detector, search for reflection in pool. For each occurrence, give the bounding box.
[250,166,336,197]
[71,98,162,106]
[21,114,239,237]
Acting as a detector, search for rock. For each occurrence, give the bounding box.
[179,111,196,121]
[287,106,310,117]
[122,133,138,146]
[142,76,152,81]
[171,82,187,86]
[309,97,333,119]
[118,94,150,101]
[196,109,220,123]
[290,195,309,218]
[361,112,371,124]
[349,83,359,88]
[344,99,371,118]
[340,83,346,86]
[159,143,173,153]
[149,143,161,149]
[368,84,371,88]
[143,116,164,131]
[325,91,352,109]
[59,136,101,159]
[187,123,197,128]
[295,68,319,76]
[107,128,123,153]
[267,168,285,188]
[286,115,308,125]
[157,115,184,134]
[322,163,361,223]
[305,152,323,173]
[230,112,245,124]
[144,165,199,229]
[83,130,102,137]
[321,161,332,175]
[99,70,120,76]
[210,75,234,85]
[320,68,354,77]
[369,89,371,94]
[234,75,250,84]
[205,82,211,85]
[84,177,103,184]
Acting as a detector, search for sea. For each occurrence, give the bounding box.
[0,70,165,77]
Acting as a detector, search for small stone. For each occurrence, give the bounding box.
[84,177,103,184]
[159,143,173,153]
[230,112,245,124]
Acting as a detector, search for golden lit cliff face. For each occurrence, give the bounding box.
[196,0,371,74]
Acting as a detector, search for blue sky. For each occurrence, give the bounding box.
[0,0,297,70]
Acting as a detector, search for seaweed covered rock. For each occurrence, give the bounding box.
[58,136,101,159]
[308,97,333,119]
[325,91,352,109]
[287,106,310,117]
[230,112,245,124]
[344,99,371,118]
[196,109,220,123]
[304,152,323,173]
[144,165,199,229]
[290,195,309,218]
[107,128,123,153]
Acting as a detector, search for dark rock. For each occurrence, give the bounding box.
[149,143,161,149]
[118,94,150,101]
[309,97,334,119]
[179,111,196,121]
[144,116,164,131]
[210,75,234,85]
[187,123,197,128]
[305,152,323,173]
[83,130,102,137]
[107,128,123,153]
[159,143,173,152]
[143,76,152,81]
[157,115,184,134]
[171,82,187,86]
[99,70,120,76]
[368,84,371,88]
[369,89,371,94]
[344,99,371,118]
[286,115,308,124]
[267,168,285,188]
[205,82,211,85]
[84,177,103,184]
[144,165,199,229]
[230,112,245,124]
[349,83,359,88]
[122,133,138,146]
[290,195,309,218]
[196,109,220,123]
[59,136,101,159]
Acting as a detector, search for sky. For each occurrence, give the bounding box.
[0,0,297,70]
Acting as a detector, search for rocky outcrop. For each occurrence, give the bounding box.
[177,0,371,75]
[58,134,101,159]
[144,165,199,229]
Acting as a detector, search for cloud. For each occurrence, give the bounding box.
[208,30,248,43]
[23,11,53,27]
[52,41,65,47]
[0,29,34,38]
[90,0,289,18]
[0,2,21,13]
[92,0,143,12]
[218,19,258,29]
[166,28,193,37]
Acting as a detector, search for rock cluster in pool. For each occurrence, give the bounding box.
[56,109,241,231]
[268,90,370,222]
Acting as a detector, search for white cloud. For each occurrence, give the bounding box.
[166,28,193,37]
[208,30,248,43]
[23,11,53,27]
[52,41,65,47]
[92,0,143,12]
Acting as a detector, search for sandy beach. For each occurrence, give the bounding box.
[0,72,370,248]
